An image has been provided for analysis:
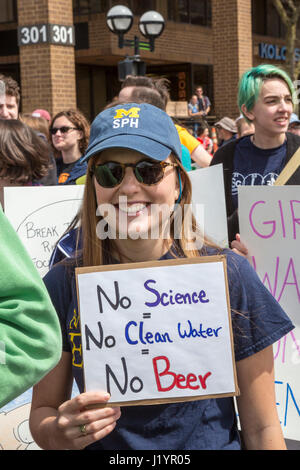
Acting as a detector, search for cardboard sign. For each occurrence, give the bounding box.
[76,256,238,406]
[4,186,84,277]
[238,186,300,441]
[189,164,229,248]
[166,101,189,118]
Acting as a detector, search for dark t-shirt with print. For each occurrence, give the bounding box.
[232,135,287,209]
[43,248,293,450]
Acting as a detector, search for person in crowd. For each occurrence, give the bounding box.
[0,206,62,408]
[188,94,202,136]
[0,74,20,120]
[0,75,56,185]
[197,122,213,154]
[195,85,211,117]
[129,86,193,172]
[19,113,57,186]
[49,87,193,270]
[32,108,51,123]
[0,119,51,205]
[119,75,170,108]
[30,102,293,450]
[20,113,50,140]
[119,76,212,168]
[215,117,237,147]
[211,64,300,248]
[236,116,255,138]
[50,109,90,185]
[288,113,300,137]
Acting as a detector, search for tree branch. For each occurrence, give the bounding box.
[272,0,300,80]
[272,0,290,25]
[286,0,296,14]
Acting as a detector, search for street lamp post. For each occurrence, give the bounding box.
[106,5,165,81]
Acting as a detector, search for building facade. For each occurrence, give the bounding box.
[0,0,297,121]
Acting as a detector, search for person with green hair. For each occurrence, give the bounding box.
[211,63,300,248]
[237,64,295,120]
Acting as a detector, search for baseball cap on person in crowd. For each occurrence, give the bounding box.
[81,102,182,163]
[215,117,237,134]
[289,113,300,126]
[32,109,51,122]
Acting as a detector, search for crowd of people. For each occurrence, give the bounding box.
[0,63,299,450]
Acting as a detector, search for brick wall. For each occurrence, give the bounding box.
[15,0,254,119]
[212,0,253,119]
[17,0,76,116]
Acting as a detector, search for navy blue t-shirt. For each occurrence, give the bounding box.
[232,136,287,209]
[43,248,294,450]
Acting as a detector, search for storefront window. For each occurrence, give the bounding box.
[267,0,285,38]
[130,0,156,16]
[252,0,285,38]
[0,0,17,23]
[251,0,266,35]
[76,64,121,120]
[73,0,156,16]
[193,64,213,113]
[168,0,211,27]
[168,0,188,23]
[73,0,101,15]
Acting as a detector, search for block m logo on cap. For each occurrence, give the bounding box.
[114,107,140,119]
[113,107,141,129]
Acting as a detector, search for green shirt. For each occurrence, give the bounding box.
[0,208,61,408]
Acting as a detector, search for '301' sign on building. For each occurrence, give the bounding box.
[18,24,75,47]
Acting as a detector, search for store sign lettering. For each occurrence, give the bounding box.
[259,43,300,62]
[177,72,187,100]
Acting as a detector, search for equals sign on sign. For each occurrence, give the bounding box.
[142,314,151,354]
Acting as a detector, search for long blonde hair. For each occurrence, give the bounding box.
[77,153,218,268]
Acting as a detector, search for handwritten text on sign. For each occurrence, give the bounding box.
[4,186,84,277]
[238,186,300,441]
[76,258,238,405]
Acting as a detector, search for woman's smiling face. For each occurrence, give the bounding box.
[93,148,180,242]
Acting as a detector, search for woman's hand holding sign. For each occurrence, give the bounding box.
[30,354,121,451]
[54,391,121,450]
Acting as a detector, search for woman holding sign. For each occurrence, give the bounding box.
[211,64,300,248]
[30,102,294,450]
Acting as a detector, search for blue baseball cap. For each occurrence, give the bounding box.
[81,102,182,163]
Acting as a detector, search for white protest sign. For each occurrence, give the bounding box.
[189,164,228,248]
[76,257,238,406]
[238,186,300,441]
[4,186,84,277]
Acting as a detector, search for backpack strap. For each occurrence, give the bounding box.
[275,146,300,186]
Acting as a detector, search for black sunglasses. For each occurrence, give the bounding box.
[91,160,178,188]
[50,126,79,135]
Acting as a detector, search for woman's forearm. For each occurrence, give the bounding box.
[242,424,286,450]
[30,407,67,450]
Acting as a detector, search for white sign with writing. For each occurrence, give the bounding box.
[238,186,300,441]
[4,186,84,277]
[189,164,228,248]
[76,257,238,405]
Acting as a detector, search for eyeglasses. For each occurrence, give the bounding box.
[50,126,79,135]
[91,160,178,188]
